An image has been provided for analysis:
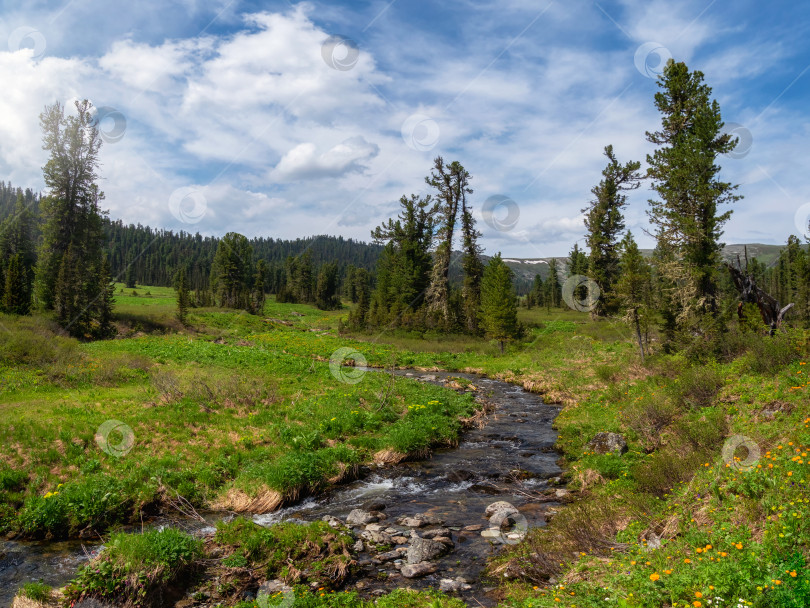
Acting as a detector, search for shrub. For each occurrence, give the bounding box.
[745,333,798,375]
[623,393,679,450]
[668,364,723,408]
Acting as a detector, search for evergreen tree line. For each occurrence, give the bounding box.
[348,156,521,350]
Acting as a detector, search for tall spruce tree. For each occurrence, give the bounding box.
[460,198,484,334]
[545,259,562,309]
[368,194,436,327]
[582,145,642,316]
[37,101,114,338]
[425,158,471,327]
[176,266,191,324]
[646,61,741,330]
[616,232,652,361]
[480,253,519,354]
[210,232,254,310]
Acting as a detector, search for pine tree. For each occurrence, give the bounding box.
[251,259,267,315]
[210,232,254,310]
[176,266,191,324]
[530,274,544,308]
[425,158,471,327]
[480,253,518,354]
[368,194,436,327]
[460,199,484,334]
[616,232,652,361]
[545,259,562,309]
[315,261,341,310]
[646,61,741,330]
[2,254,30,314]
[567,243,589,306]
[37,101,113,338]
[582,145,642,316]
[124,256,136,289]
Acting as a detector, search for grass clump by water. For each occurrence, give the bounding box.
[214,518,355,586]
[64,527,202,607]
[19,581,53,602]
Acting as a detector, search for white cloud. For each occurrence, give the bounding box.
[271,136,379,182]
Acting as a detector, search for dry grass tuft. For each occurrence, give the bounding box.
[211,488,283,514]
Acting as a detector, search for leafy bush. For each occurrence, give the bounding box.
[745,333,798,375]
[668,364,723,408]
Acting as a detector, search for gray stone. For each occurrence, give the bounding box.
[588,432,628,455]
[322,515,344,529]
[362,500,386,512]
[439,578,472,593]
[365,523,384,532]
[407,536,449,564]
[485,501,519,518]
[421,527,452,539]
[397,513,444,527]
[352,539,364,553]
[347,509,378,525]
[361,529,393,545]
[401,562,437,578]
[432,536,455,548]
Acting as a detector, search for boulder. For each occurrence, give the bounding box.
[401,562,437,578]
[362,500,387,512]
[421,527,452,539]
[485,501,519,518]
[588,432,628,455]
[361,529,393,545]
[347,509,378,525]
[397,513,444,527]
[352,539,364,553]
[407,537,449,564]
[439,578,472,593]
[322,515,344,529]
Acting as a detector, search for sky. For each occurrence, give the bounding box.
[0,0,808,258]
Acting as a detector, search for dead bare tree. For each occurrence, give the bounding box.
[726,247,793,335]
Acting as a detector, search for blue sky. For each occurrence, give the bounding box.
[1,0,808,257]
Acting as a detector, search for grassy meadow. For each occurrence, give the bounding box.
[2,286,808,607]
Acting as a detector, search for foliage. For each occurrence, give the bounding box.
[582,145,643,316]
[480,253,519,353]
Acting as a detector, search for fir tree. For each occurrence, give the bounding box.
[425,158,471,327]
[545,259,562,309]
[582,145,642,316]
[176,266,191,324]
[37,101,113,338]
[460,198,484,334]
[480,253,519,354]
[616,232,652,361]
[210,232,254,310]
[646,61,741,329]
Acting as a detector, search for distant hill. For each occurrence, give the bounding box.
[497,243,787,285]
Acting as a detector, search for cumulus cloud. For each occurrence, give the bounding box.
[271,136,380,182]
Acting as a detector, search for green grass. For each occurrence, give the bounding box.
[0,292,478,539]
[4,288,809,608]
[63,527,202,606]
[19,581,52,602]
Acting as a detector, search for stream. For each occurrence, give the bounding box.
[0,370,563,607]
